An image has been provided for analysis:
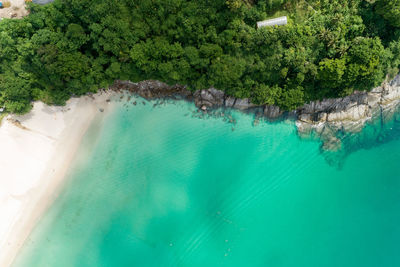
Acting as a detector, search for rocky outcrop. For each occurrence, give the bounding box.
[110,75,400,150]
[111,80,192,100]
[193,88,259,111]
[112,81,260,112]
[193,88,225,108]
[263,105,283,119]
[296,74,400,149]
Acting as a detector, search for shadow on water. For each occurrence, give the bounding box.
[115,92,400,169]
[320,103,400,168]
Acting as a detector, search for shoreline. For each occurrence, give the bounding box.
[110,74,400,150]
[0,92,115,267]
[1,75,400,266]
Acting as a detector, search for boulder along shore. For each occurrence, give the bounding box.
[110,74,400,150]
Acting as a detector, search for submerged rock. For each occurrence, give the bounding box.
[295,74,400,149]
[110,74,400,150]
[232,98,257,110]
[111,80,191,100]
[264,105,283,119]
[193,88,225,108]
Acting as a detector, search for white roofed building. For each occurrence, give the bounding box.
[257,16,288,28]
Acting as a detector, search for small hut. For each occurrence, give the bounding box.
[257,16,287,28]
[32,0,54,4]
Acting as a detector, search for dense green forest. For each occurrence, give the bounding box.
[1,0,400,113]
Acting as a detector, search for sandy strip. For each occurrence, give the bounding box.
[0,92,115,267]
[0,0,29,19]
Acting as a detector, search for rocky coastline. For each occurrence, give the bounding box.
[296,74,400,150]
[110,74,400,150]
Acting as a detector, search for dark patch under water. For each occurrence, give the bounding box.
[14,99,400,267]
[322,104,400,168]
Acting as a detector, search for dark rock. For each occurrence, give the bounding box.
[296,74,400,149]
[111,80,191,100]
[108,74,400,150]
[193,88,225,108]
[224,97,236,108]
[264,105,283,119]
[390,74,400,87]
[232,98,257,110]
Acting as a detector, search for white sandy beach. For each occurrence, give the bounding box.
[0,0,29,19]
[0,93,114,267]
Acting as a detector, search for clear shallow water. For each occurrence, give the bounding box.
[14,99,400,267]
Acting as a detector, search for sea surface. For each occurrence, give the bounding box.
[14,98,400,267]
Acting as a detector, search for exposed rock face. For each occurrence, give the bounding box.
[193,88,258,110]
[112,81,259,111]
[111,80,191,100]
[296,74,400,149]
[232,98,257,110]
[264,105,283,119]
[111,75,400,150]
[193,88,225,108]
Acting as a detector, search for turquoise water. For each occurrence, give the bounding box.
[14,99,400,267]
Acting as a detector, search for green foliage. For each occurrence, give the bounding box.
[0,113,8,125]
[277,86,305,110]
[252,84,282,105]
[376,0,400,27]
[0,0,399,113]
[343,37,387,91]
[0,71,32,113]
[318,58,346,89]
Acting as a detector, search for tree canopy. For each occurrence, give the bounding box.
[0,0,400,113]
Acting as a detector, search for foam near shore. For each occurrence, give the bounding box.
[0,92,114,267]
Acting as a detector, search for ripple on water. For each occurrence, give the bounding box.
[14,99,400,267]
